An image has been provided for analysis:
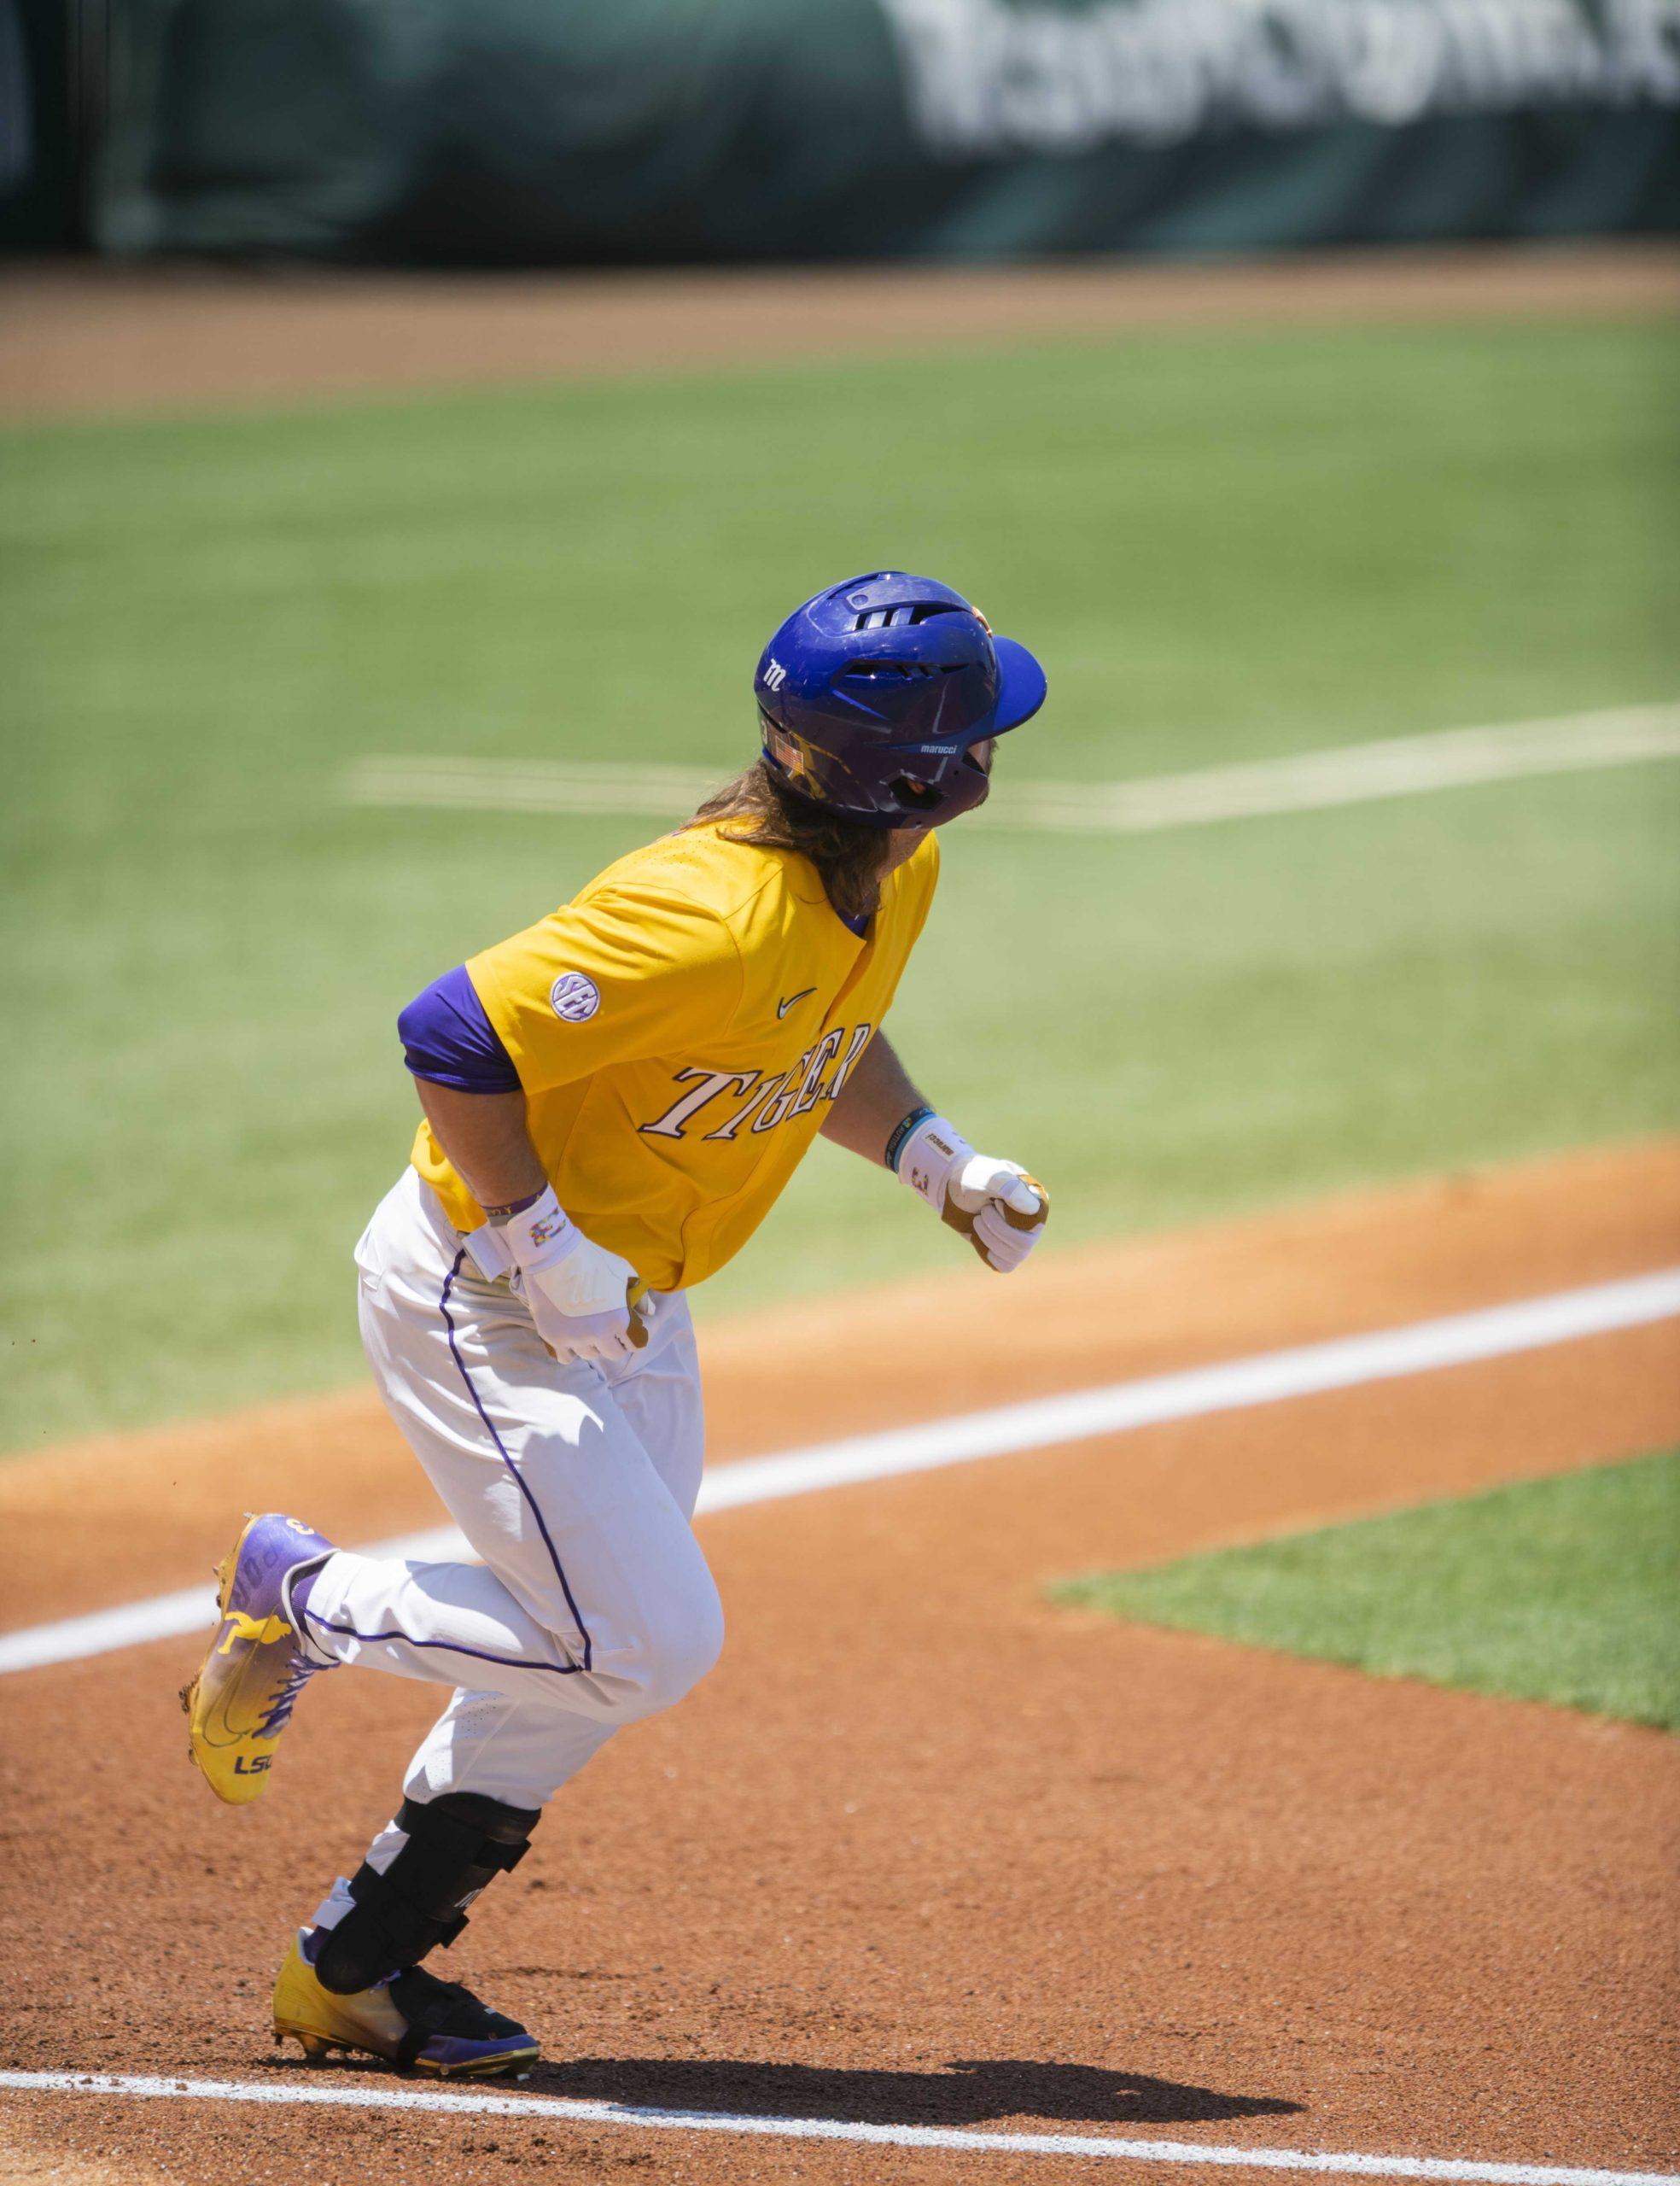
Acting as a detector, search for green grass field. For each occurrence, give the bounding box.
[3,319,1677,1451]
[1053,1449,1680,1729]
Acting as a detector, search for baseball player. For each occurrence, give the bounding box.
[182,572,1049,2078]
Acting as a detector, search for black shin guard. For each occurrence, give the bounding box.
[313,1793,540,1996]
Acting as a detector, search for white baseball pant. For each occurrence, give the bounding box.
[296,1166,723,1815]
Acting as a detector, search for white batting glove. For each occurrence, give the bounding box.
[894,1113,1049,1275]
[499,1188,652,1363]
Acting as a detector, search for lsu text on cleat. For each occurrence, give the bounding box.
[272,1928,540,2078]
[181,1512,335,1804]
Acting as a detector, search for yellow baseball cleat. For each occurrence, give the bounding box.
[273,1931,540,2078]
[180,1512,335,1804]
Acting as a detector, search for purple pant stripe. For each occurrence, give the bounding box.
[301,1605,580,1680]
[438,1246,596,1674]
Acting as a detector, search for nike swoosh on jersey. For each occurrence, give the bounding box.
[776,988,817,1018]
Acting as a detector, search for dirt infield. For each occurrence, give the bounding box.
[3,243,1677,420]
[1,1139,1677,2185]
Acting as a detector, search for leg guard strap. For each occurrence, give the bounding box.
[313,1792,539,1996]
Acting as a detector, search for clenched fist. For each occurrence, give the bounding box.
[895,1113,1048,1274]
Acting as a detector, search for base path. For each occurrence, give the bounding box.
[1,1138,1677,2185]
[3,243,1676,420]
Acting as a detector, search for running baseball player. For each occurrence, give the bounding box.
[182,572,1049,2078]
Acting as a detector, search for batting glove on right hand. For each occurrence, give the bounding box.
[895,1113,1049,1274]
[499,1188,651,1363]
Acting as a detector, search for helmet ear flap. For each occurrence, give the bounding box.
[888,774,944,815]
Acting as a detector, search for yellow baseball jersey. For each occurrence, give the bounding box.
[413,821,940,1291]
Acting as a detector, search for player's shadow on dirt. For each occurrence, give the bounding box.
[532,2055,1302,2126]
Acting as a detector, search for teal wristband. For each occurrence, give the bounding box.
[885,1104,936,1174]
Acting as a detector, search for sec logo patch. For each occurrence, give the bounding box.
[550,972,601,1023]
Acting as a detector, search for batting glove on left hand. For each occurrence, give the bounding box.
[895,1113,1048,1275]
[498,1188,652,1363]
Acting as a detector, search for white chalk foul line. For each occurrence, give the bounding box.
[342,704,1680,837]
[3,1265,1677,1680]
[0,2072,1673,2184]
[691,1266,1680,1513]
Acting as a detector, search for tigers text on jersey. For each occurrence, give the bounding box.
[412,821,940,1292]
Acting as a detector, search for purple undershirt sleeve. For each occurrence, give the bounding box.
[398,964,522,1095]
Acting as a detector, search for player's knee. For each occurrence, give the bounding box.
[640,1583,726,1713]
[613,1578,724,1717]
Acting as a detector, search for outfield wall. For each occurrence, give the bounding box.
[61,0,1680,262]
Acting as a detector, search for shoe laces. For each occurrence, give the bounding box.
[256,1651,319,1737]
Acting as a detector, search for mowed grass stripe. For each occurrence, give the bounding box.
[1055,1450,1680,1730]
[344,704,1680,833]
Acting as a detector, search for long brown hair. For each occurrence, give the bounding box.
[689,760,894,924]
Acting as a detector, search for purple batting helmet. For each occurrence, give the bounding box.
[753,571,1047,828]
